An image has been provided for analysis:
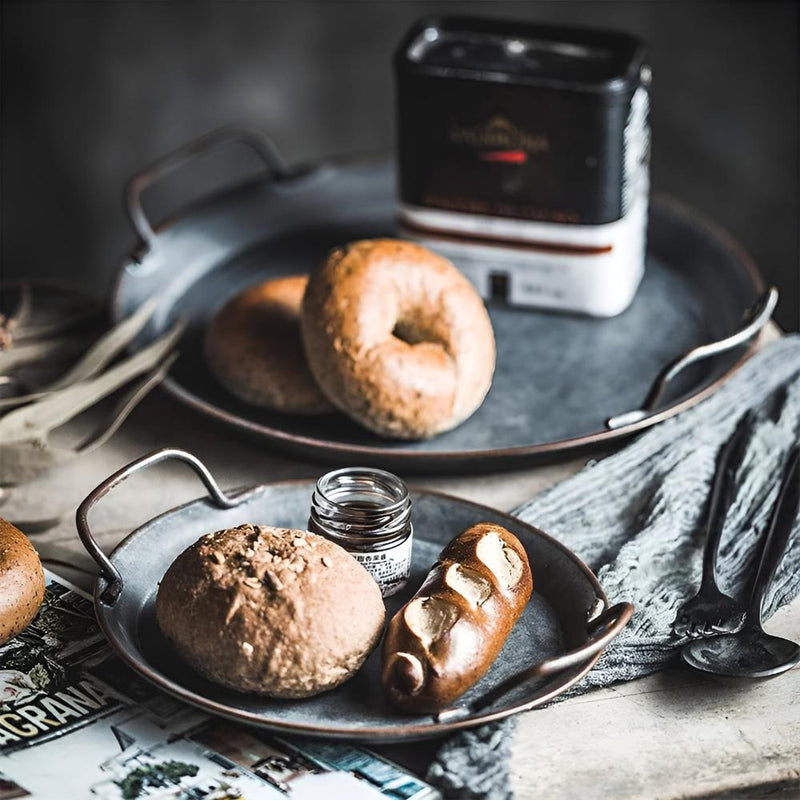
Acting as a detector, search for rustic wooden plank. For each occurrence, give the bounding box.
[511,602,800,800]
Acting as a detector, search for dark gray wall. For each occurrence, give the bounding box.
[2,0,798,329]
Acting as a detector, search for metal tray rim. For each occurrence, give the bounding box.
[110,162,766,471]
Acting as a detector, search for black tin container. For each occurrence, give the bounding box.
[395,17,651,316]
[395,16,649,225]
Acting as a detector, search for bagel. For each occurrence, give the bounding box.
[301,240,495,439]
[0,518,45,645]
[204,275,333,415]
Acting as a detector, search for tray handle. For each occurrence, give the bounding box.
[76,447,262,605]
[435,601,633,723]
[126,125,290,254]
[606,287,778,430]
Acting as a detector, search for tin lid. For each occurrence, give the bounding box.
[396,16,648,96]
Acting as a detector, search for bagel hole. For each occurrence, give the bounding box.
[392,319,451,352]
[392,320,429,346]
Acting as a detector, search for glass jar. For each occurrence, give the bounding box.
[308,467,413,597]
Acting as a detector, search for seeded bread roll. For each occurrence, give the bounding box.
[0,518,46,646]
[205,275,333,414]
[301,240,496,439]
[382,522,532,712]
[156,524,385,698]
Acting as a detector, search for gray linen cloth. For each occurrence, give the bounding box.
[428,335,800,799]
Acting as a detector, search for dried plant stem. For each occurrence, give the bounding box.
[47,299,158,391]
[78,351,177,453]
[0,353,178,485]
[14,306,102,342]
[0,337,91,372]
[0,299,158,410]
[0,320,184,444]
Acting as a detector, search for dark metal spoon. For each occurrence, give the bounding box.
[672,411,755,639]
[682,444,800,678]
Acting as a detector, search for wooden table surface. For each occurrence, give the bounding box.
[3,387,798,800]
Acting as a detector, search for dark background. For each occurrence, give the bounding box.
[2,0,799,329]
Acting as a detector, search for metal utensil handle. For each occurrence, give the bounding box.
[607,287,778,429]
[126,125,290,252]
[747,444,800,625]
[700,410,758,588]
[438,601,633,721]
[76,447,257,605]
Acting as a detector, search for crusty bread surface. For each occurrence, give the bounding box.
[381,522,532,712]
[0,518,46,645]
[301,240,495,439]
[205,275,333,414]
[156,524,385,698]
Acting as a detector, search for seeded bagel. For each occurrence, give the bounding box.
[0,518,46,645]
[205,275,333,414]
[155,524,385,698]
[301,240,496,439]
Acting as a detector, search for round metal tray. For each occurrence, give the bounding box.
[112,127,768,472]
[77,448,632,743]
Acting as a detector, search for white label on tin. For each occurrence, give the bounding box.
[351,531,413,598]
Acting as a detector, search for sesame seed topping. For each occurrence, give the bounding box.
[264,572,283,591]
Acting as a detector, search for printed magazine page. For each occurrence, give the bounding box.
[0,572,440,800]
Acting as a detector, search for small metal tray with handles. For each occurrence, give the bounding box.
[77,448,632,742]
[112,126,774,473]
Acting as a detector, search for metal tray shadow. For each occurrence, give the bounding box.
[112,127,766,472]
[78,449,632,742]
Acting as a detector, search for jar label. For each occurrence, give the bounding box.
[351,533,413,598]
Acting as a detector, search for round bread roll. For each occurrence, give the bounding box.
[156,524,385,697]
[301,240,496,439]
[0,518,46,645]
[205,275,333,414]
